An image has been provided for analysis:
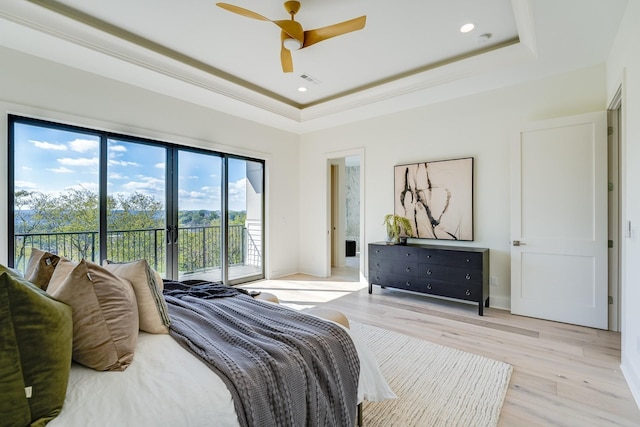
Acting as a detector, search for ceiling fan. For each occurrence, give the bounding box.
[216,1,366,73]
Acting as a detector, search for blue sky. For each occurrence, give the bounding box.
[13,123,250,211]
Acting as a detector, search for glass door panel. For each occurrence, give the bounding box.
[105,139,167,275]
[177,150,222,282]
[228,158,264,283]
[12,122,100,271]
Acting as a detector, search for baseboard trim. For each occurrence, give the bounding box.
[489,295,510,311]
[621,353,640,410]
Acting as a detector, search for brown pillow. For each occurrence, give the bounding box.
[25,248,60,290]
[46,258,77,295]
[48,259,139,371]
[103,259,170,334]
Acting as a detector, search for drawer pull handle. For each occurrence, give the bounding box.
[405,267,411,273]
[376,263,380,267]
[426,255,431,259]
[465,289,471,296]
[465,273,471,280]
[426,269,432,275]
[405,281,411,287]
[376,250,380,254]
[406,253,411,257]
[466,258,470,262]
[426,284,432,290]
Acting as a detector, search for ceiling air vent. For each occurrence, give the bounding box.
[299,73,322,85]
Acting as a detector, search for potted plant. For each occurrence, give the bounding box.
[383,214,413,245]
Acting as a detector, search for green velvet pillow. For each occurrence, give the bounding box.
[0,264,73,427]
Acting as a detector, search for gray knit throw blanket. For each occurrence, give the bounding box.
[165,283,360,427]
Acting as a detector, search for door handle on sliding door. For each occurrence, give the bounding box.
[166,225,173,245]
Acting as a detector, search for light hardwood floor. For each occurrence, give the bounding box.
[242,257,640,427]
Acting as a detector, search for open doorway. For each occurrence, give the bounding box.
[326,149,365,281]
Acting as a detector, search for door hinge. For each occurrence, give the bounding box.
[609,296,614,304]
[608,126,614,135]
[608,240,614,248]
[608,182,614,192]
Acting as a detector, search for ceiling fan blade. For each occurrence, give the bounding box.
[216,3,270,21]
[274,19,304,44]
[302,15,366,48]
[280,31,294,73]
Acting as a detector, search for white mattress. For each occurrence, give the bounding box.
[50,324,395,426]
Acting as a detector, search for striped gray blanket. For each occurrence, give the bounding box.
[164,282,360,427]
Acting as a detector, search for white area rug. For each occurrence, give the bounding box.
[352,322,512,427]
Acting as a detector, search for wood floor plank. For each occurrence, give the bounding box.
[241,261,640,426]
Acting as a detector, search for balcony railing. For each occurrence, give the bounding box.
[13,224,261,275]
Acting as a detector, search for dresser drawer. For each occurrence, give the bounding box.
[370,258,418,276]
[418,250,483,269]
[369,244,419,261]
[418,264,482,285]
[369,271,420,290]
[416,279,481,302]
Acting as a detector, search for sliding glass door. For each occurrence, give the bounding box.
[227,157,264,283]
[11,121,101,271]
[105,139,167,275]
[9,116,264,285]
[175,150,223,282]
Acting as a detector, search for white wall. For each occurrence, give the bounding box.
[607,0,640,407]
[0,46,300,279]
[299,64,607,309]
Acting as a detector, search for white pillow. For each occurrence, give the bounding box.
[103,259,170,334]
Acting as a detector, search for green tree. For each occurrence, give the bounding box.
[13,190,56,267]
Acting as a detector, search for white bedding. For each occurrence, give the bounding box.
[50,325,395,426]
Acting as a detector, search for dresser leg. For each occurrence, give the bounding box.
[478,302,483,316]
[368,283,372,294]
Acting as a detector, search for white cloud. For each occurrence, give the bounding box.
[109,144,127,152]
[178,189,208,199]
[65,182,99,192]
[47,167,73,173]
[58,157,99,167]
[21,166,32,171]
[30,139,67,151]
[109,173,127,179]
[155,162,165,169]
[68,138,99,153]
[109,159,140,167]
[228,178,246,197]
[121,176,164,194]
[15,180,38,189]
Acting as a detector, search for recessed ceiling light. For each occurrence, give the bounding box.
[298,87,307,92]
[460,23,475,33]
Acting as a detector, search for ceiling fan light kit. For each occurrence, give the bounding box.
[216,1,366,73]
[283,38,302,51]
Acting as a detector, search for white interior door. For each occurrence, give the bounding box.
[510,111,608,329]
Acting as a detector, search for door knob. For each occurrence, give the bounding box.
[512,240,526,246]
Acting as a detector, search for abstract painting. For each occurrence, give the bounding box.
[394,157,473,241]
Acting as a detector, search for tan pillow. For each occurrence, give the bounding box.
[46,258,77,295]
[103,259,170,334]
[25,248,60,290]
[48,259,139,371]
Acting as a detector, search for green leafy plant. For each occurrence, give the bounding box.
[383,214,413,244]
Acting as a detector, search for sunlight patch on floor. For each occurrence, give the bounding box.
[240,255,366,309]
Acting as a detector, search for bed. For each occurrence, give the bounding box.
[1,251,394,427]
